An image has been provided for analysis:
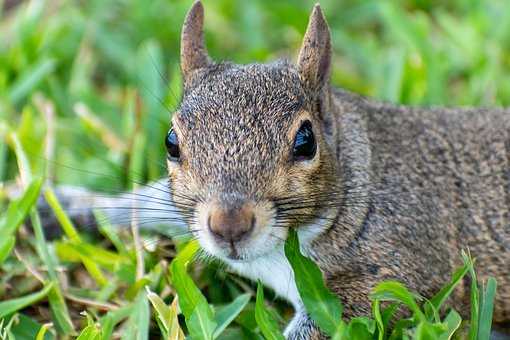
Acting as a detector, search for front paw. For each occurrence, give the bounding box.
[284,312,326,340]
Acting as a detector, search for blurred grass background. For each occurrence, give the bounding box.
[0,0,509,338]
[1,0,510,189]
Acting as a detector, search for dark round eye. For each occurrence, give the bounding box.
[293,120,317,161]
[165,128,180,161]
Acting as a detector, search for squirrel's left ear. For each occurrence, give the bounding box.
[297,4,331,95]
[181,0,211,86]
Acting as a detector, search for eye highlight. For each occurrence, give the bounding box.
[292,120,317,161]
[165,128,180,161]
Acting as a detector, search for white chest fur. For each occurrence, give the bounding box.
[226,245,302,309]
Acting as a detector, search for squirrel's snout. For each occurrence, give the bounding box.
[207,203,255,243]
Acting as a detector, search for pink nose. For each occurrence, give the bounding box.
[208,203,255,242]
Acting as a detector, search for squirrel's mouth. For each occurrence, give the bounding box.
[226,240,242,260]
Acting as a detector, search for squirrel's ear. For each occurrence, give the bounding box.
[181,0,210,84]
[297,4,331,95]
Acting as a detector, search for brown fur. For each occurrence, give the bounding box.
[169,1,510,339]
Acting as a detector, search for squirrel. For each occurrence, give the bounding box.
[31,1,509,339]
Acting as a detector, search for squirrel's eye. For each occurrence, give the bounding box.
[165,128,180,161]
[293,120,317,161]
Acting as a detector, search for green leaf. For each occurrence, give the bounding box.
[146,288,184,339]
[146,288,171,335]
[371,281,425,321]
[414,321,445,339]
[8,58,56,106]
[213,293,251,338]
[284,229,343,336]
[46,281,75,335]
[463,251,479,340]
[170,241,205,319]
[0,283,53,318]
[43,188,81,242]
[122,291,149,340]
[35,323,52,340]
[7,314,54,340]
[99,305,133,340]
[0,236,15,265]
[0,177,42,237]
[439,309,462,340]
[76,314,102,340]
[477,277,497,340]
[188,302,217,340]
[427,262,470,313]
[341,317,376,340]
[254,282,285,340]
[372,300,384,340]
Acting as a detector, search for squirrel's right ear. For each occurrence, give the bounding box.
[297,4,332,96]
[181,0,211,85]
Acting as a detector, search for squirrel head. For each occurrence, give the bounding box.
[168,1,339,261]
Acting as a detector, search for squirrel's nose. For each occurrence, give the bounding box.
[208,203,255,243]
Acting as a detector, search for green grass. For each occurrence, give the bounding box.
[0,0,507,338]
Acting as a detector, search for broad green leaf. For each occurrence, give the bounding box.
[0,315,17,339]
[122,291,149,340]
[340,317,375,340]
[10,314,54,340]
[414,321,445,339]
[76,325,102,340]
[174,239,200,266]
[439,310,462,340]
[169,241,217,339]
[254,282,285,340]
[284,229,343,336]
[188,302,217,340]
[477,277,497,340]
[0,283,53,318]
[213,293,251,338]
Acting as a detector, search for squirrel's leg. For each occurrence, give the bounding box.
[284,309,326,340]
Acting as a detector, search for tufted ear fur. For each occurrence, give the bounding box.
[181,1,211,86]
[297,4,332,96]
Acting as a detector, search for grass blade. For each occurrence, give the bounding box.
[428,261,470,312]
[0,283,53,318]
[477,277,497,340]
[8,58,56,106]
[213,293,251,338]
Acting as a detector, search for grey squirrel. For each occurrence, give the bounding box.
[35,1,509,338]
